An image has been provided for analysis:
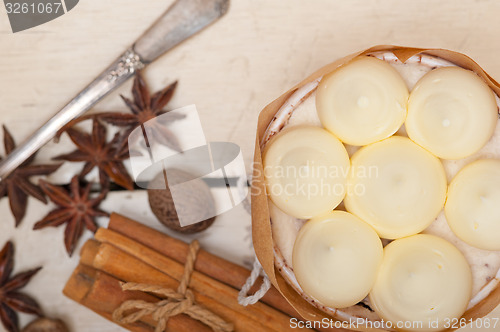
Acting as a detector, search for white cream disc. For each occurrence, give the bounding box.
[406,67,497,160]
[316,56,409,146]
[344,136,447,239]
[445,159,500,250]
[262,126,350,219]
[369,234,472,331]
[293,211,383,308]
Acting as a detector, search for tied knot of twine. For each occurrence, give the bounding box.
[112,240,234,332]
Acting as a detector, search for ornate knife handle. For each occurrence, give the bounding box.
[134,0,229,63]
[0,0,229,181]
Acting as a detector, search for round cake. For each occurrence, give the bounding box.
[259,50,500,331]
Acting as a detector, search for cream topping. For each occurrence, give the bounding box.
[406,67,498,160]
[369,234,472,331]
[293,211,383,308]
[344,136,447,239]
[445,159,500,251]
[316,56,408,146]
[263,126,350,219]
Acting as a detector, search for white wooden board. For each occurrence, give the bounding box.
[1,0,500,330]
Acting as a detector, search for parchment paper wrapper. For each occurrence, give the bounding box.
[251,45,500,331]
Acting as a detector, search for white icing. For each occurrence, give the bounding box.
[263,126,350,219]
[344,136,447,239]
[269,199,305,266]
[316,57,409,146]
[444,159,500,251]
[293,211,383,308]
[406,67,498,159]
[423,212,500,296]
[369,234,472,331]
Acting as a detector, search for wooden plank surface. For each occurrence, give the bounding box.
[1,0,500,331]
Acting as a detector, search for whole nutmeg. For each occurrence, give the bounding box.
[22,318,68,332]
[148,169,216,233]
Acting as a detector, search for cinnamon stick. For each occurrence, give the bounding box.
[67,243,215,332]
[79,241,215,332]
[82,238,283,332]
[108,213,297,317]
[107,214,344,332]
[94,228,312,332]
[63,264,153,332]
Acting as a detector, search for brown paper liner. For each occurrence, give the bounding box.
[251,45,500,332]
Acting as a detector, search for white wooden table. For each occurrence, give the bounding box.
[1,0,500,330]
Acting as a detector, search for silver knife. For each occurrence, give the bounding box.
[0,0,230,181]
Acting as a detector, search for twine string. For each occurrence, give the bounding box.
[237,256,271,306]
[236,173,272,306]
[112,240,234,332]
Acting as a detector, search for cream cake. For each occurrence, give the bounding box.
[261,51,500,329]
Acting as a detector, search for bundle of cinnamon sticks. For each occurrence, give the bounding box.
[64,213,336,331]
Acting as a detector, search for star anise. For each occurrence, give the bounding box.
[0,241,43,332]
[0,126,62,226]
[53,118,134,190]
[98,71,185,152]
[33,176,109,256]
